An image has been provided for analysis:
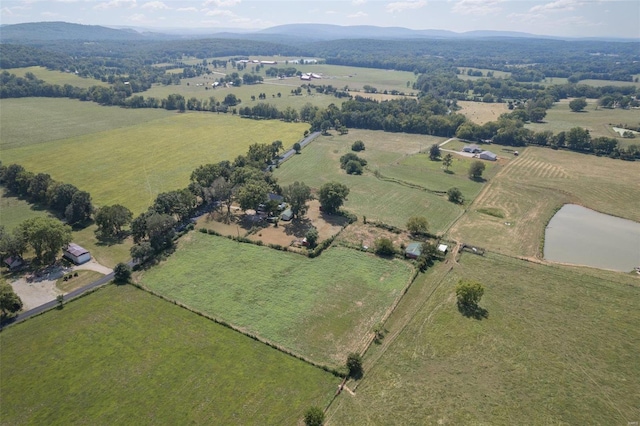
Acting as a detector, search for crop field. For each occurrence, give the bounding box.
[328,252,640,425]
[276,130,464,232]
[0,284,337,425]
[448,146,640,257]
[525,98,640,147]
[457,100,509,124]
[5,66,109,89]
[0,98,173,150]
[1,112,308,214]
[138,232,414,366]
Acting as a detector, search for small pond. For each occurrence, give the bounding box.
[544,204,640,272]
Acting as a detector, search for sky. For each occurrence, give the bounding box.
[1,0,639,39]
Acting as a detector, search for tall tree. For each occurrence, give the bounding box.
[318,182,350,214]
[468,161,486,180]
[442,153,453,171]
[64,190,93,224]
[429,143,441,161]
[283,181,313,219]
[569,97,588,112]
[18,217,72,263]
[95,204,133,238]
[236,180,271,212]
[0,281,23,320]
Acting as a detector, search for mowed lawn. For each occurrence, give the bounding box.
[0,285,337,425]
[2,111,308,214]
[328,253,640,425]
[0,188,53,231]
[449,146,640,257]
[525,98,640,147]
[276,130,463,232]
[139,232,414,366]
[0,98,173,150]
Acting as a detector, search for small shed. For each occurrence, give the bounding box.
[280,208,293,221]
[463,144,481,153]
[479,150,497,161]
[405,242,423,259]
[437,244,448,254]
[63,243,91,265]
[4,256,23,271]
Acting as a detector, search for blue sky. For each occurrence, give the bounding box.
[1,0,639,38]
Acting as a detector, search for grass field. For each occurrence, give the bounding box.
[0,284,337,425]
[448,146,640,257]
[0,188,52,231]
[328,252,640,424]
[1,111,308,215]
[276,130,466,232]
[526,98,640,147]
[457,100,509,125]
[0,98,173,150]
[5,66,109,89]
[139,232,414,366]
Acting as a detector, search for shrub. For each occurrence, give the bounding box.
[339,153,367,170]
[113,262,132,284]
[406,216,429,235]
[346,352,363,378]
[304,406,325,426]
[305,227,319,248]
[374,237,395,256]
[447,187,464,204]
[344,160,363,175]
[351,140,365,151]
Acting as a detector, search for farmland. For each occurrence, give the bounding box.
[0,187,52,231]
[448,146,640,258]
[138,232,414,366]
[456,100,508,124]
[1,110,308,214]
[327,252,640,425]
[0,284,337,425]
[275,130,469,232]
[5,66,109,89]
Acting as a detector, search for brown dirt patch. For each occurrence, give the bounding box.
[458,100,508,125]
[336,222,413,249]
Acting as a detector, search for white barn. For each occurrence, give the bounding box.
[63,243,91,265]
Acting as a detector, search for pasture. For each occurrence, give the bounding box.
[457,100,508,125]
[138,232,414,366]
[0,98,173,150]
[448,146,640,258]
[0,188,52,231]
[276,130,466,232]
[0,284,337,425]
[4,66,109,89]
[1,111,308,215]
[525,98,640,147]
[328,252,640,425]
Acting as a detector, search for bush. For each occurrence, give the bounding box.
[406,216,429,235]
[447,187,464,204]
[468,161,486,180]
[346,352,363,378]
[339,153,367,170]
[351,140,365,151]
[344,160,363,175]
[113,262,132,284]
[304,406,325,426]
[374,237,395,256]
[305,227,319,248]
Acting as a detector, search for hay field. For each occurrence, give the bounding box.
[139,233,414,366]
[525,98,640,147]
[0,284,337,425]
[275,130,464,232]
[457,100,509,125]
[448,146,640,257]
[1,112,307,215]
[5,66,109,89]
[0,98,173,150]
[328,252,640,425]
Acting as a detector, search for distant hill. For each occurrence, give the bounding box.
[0,21,146,42]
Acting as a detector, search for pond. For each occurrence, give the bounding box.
[544,204,640,272]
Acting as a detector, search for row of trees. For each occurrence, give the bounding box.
[0,217,72,264]
[0,163,93,225]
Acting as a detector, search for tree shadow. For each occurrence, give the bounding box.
[469,176,486,183]
[444,170,454,175]
[457,302,489,320]
[283,217,312,237]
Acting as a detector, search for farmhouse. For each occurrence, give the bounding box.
[463,144,482,153]
[479,150,498,161]
[405,242,423,259]
[280,208,293,221]
[63,243,91,265]
[3,256,23,271]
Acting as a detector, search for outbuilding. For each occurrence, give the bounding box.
[280,208,293,221]
[405,242,423,259]
[462,144,482,153]
[479,150,498,161]
[63,243,91,265]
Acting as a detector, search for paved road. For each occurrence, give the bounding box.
[3,260,135,328]
[269,131,321,170]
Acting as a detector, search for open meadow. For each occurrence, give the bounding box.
[138,232,414,366]
[448,146,640,258]
[457,100,509,125]
[1,110,308,214]
[276,130,468,232]
[5,66,109,89]
[0,188,52,231]
[328,252,640,425]
[525,98,640,147]
[0,284,338,425]
[0,98,173,150]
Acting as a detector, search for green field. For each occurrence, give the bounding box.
[0,98,174,150]
[0,188,52,231]
[5,66,109,89]
[525,98,640,147]
[328,252,640,424]
[276,130,467,232]
[139,232,414,366]
[449,146,640,257]
[0,285,337,425]
[1,111,308,214]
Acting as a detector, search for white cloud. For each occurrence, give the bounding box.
[529,0,579,13]
[386,0,426,13]
[41,11,64,18]
[141,1,169,11]
[205,9,234,16]
[452,0,503,15]
[326,10,337,14]
[127,13,149,22]
[348,11,368,18]
[94,0,136,10]
[1,7,14,16]
[352,0,367,4]
[507,12,545,23]
[177,6,197,12]
[203,0,241,7]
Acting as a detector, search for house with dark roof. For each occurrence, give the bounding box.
[405,242,423,259]
[479,151,498,161]
[462,144,482,153]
